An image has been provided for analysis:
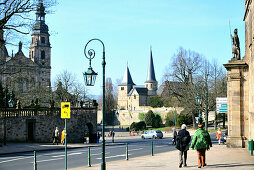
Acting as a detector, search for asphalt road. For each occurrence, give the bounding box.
[0,132,222,170]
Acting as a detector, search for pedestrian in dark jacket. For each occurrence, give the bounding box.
[172,128,177,145]
[176,124,191,168]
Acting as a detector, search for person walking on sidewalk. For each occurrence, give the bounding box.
[190,123,212,168]
[172,128,177,145]
[61,128,66,145]
[176,124,191,168]
[216,128,222,145]
[53,127,60,145]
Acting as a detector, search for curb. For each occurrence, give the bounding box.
[0,143,125,156]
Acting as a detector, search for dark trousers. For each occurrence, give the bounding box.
[196,149,206,167]
[179,150,187,165]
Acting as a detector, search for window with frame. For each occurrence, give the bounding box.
[121,87,124,90]
[41,37,45,44]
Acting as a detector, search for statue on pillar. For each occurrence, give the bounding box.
[231,28,241,60]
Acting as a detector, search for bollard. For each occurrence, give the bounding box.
[250,139,253,156]
[126,143,128,160]
[249,141,251,151]
[34,151,37,170]
[88,147,91,167]
[151,141,154,156]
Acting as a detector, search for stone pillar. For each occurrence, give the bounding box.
[224,60,248,148]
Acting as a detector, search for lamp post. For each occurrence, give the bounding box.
[84,38,106,170]
[195,92,202,124]
[195,79,208,131]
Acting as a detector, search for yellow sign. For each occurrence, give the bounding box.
[61,102,71,119]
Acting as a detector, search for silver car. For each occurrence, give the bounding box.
[141,130,163,139]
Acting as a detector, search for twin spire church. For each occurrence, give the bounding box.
[117,49,158,110]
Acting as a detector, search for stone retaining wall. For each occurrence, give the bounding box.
[0,107,97,143]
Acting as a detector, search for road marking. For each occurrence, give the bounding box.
[32,157,64,163]
[51,152,83,158]
[0,156,34,164]
[155,146,166,148]
[96,154,131,159]
[129,148,143,151]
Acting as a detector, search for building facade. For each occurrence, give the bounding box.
[117,49,158,110]
[223,0,254,148]
[0,2,51,106]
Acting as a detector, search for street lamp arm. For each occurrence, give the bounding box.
[84,38,105,60]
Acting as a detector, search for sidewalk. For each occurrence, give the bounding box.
[71,145,254,170]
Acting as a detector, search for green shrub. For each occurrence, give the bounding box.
[176,113,192,127]
[130,121,146,131]
[148,96,163,108]
[138,112,145,121]
[164,111,178,127]
[153,114,162,128]
[145,110,155,126]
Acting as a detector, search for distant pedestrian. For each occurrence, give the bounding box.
[172,128,177,145]
[216,128,222,145]
[53,127,60,145]
[176,124,191,168]
[61,128,66,145]
[190,123,212,168]
[97,132,100,143]
[222,129,228,144]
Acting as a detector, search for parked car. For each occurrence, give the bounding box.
[141,130,163,139]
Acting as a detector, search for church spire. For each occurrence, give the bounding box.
[145,47,156,83]
[121,65,135,85]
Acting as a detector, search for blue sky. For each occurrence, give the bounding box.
[13,0,246,96]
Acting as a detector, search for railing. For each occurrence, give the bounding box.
[0,106,97,118]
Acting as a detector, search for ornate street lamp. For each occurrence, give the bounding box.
[84,38,106,170]
[83,67,97,86]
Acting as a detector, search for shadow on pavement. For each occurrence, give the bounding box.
[207,163,254,168]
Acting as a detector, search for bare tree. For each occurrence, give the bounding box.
[0,0,57,48]
[164,47,203,127]
[0,0,57,34]
[98,77,117,125]
[53,70,88,107]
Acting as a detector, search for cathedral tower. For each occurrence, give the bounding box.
[30,1,51,86]
[145,48,157,96]
[30,1,51,67]
[118,66,135,109]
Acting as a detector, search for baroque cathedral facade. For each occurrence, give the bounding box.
[117,49,158,110]
[0,2,51,106]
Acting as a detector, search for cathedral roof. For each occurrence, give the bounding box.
[145,47,156,83]
[6,43,38,67]
[119,66,135,86]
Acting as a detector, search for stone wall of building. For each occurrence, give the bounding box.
[0,107,97,143]
[97,106,184,125]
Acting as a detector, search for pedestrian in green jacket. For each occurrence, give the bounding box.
[190,123,212,168]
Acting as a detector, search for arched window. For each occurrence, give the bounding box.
[41,50,45,60]
[41,37,45,44]
[41,50,45,65]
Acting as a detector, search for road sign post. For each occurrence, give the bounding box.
[61,102,70,170]
[216,98,227,128]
